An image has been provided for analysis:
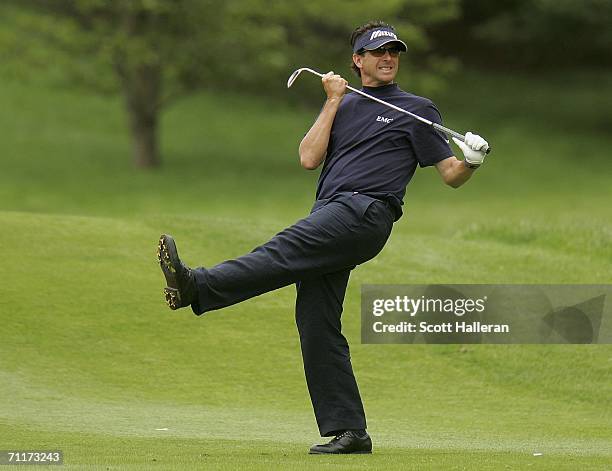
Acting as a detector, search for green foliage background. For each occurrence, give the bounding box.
[0,0,459,100]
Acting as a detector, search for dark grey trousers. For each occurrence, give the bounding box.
[191,192,394,436]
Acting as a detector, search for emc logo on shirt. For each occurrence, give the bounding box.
[376,115,394,124]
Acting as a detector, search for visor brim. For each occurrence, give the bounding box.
[362,38,408,52]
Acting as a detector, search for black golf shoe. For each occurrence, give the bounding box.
[157,234,196,310]
[309,430,372,454]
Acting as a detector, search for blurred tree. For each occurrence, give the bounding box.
[476,0,612,67]
[0,0,460,168]
[430,0,612,69]
[1,0,230,168]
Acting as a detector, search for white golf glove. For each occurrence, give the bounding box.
[452,132,489,168]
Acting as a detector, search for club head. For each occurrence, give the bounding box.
[287,68,306,88]
[287,68,323,89]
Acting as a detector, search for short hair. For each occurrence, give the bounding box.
[350,20,396,77]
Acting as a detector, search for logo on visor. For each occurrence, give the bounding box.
[370,30,398,41]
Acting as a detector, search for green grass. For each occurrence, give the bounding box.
[1,70,611,469]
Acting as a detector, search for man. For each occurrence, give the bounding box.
[157,20,489,454]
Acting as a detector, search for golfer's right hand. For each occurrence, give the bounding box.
[322,71,347,100]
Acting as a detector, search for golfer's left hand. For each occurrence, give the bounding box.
[452,132,489,166]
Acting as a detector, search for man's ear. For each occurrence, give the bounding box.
[352,53,362,70]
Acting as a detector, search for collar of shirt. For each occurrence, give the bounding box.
[360,83,399,96]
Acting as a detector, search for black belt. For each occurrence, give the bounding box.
[314,191,402,222]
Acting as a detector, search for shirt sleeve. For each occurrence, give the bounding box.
[411,101,454,168]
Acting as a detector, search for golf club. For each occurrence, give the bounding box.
[287,67,491,154]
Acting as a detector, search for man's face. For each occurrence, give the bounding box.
[353,42,402,87]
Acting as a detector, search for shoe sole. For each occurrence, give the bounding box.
[157,234,182,310]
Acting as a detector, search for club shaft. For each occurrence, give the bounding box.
[305,69,464,140]
[348,84,465,141]
[295,68,490,153]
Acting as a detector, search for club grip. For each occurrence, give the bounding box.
[433,123,491,154]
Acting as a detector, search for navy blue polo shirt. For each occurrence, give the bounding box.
[315,83,454,219]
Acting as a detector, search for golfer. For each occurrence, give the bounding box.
[157,20,489,454]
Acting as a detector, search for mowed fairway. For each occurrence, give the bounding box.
[1,72,611,469]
